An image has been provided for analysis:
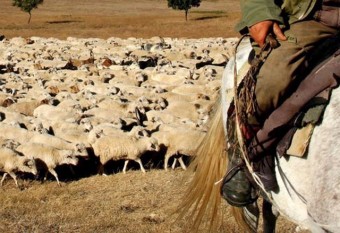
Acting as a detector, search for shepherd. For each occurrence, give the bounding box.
[223,0,340,206]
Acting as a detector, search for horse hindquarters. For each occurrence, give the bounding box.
[304,85,340,232]
[271,65,340,233]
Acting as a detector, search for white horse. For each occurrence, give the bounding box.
[177,37,340,232]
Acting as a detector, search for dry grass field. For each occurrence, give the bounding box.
[0,165,299,233]
[0,0,303,232]
[0,0,240,39]
[0,168,242,233]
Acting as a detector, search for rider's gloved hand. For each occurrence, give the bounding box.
[249,20,287,47]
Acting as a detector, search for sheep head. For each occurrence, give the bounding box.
[21,158,38,176]
[74,143,89,157]
[60,150,79,166]
[146,137,160,152]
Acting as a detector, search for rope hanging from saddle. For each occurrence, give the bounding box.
[235,35,278,132]
[232,34,278,193]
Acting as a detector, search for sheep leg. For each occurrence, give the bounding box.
[43,170,49,182]
[69,165,76,176]
[171,158,178,169]
[97,163,107,176]
[123,160,129,174]
[8,172,19,187]
[0,173,8,186]
[136,158,146,173]
[177,157,187,170]
[48,168,61,186]
[164,152,172,171]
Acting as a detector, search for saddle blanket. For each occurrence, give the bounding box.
[277,92,331,158]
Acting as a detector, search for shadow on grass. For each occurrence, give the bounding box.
[47,20,82,24]
[194,15,226,21]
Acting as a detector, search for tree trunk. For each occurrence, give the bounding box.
[28,12,32,24]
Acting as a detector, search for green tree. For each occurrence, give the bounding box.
[12,0,44,24]
[168,0,201,21]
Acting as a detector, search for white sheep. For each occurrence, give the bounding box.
[89,132,159,174]
[0,147,37,187]
[0,123,33,144]
[28,133,89,157]
[33,104,82,123]
[7,99,42,116]
[152,127,205,170]
[16,143,79,186]
[0,137,20,150]
[88,124,148,140]
[0,121,88,158]
[39,118,92,147]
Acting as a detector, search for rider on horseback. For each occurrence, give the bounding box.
[222,0,340,207]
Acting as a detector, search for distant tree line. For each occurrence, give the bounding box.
[12,0,44,23]
[167,0,201,21]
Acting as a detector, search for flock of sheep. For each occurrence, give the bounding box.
[0,35,237,188]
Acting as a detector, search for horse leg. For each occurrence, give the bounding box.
[262,199,278,233]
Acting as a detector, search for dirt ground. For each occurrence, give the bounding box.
[0,0,304,232]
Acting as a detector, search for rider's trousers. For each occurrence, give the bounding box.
[254,19,339,122]
[245,19,338,191]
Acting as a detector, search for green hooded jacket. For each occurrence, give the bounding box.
[236,0,318,32]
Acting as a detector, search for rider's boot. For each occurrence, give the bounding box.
[220,121,259,207]
[220,147,258,207]
[221,147,278,206]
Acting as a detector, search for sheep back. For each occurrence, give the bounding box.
[17,143,78,169]
[0,147,37,175]
[92,135,157,165]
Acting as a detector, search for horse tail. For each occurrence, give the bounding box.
[175,98,253,232]
[231,207,253,232]
[175,36,258,232]
[176,97,228,232]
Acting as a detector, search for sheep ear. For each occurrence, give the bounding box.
[151,143,157,150]
[28,159,35,166]
[137,129,149,137]
[23,159,30,166]
[135,107,147,126]
[95,130,103,139]
[76,143,84,150]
